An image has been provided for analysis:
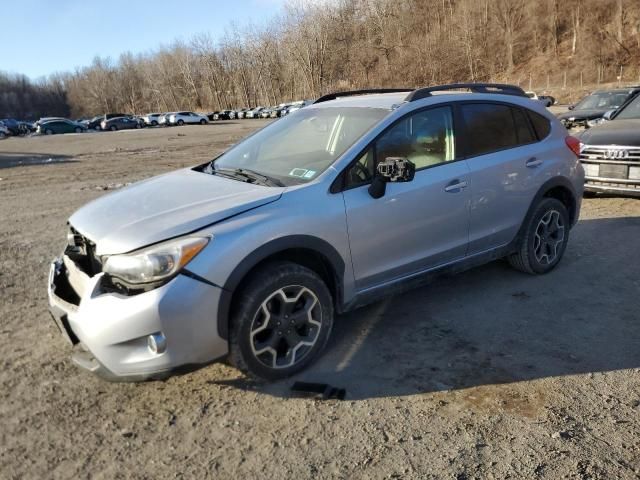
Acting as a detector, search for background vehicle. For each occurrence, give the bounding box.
[284,99,313,115]
[214,110,235,120]
[158,112,174,126]
[141,113,161,126]
[245,107,264,118]
[168,111,208,125]
[37,119,86,135]
[48,84,583,382]
[101,116,142,131]
[236,108,250,119]
[0,122,9,139]
[85,116,104,130]
[557,87,640,129]
[577,89,640,196]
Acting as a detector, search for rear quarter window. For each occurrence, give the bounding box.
[527,110,551,140]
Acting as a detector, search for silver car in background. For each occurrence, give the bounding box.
[48,83,584,381]
[168,111,209,126]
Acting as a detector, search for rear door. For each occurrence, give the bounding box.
[459,102,545,253]
[342,105,471,291]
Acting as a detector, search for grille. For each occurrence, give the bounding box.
[580,145,640,163]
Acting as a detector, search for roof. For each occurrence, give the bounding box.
[309,92,408,110]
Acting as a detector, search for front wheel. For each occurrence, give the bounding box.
[229,262,334,380]
[75,127,83,133]
[200,119,206,125]
[508,198,570,274]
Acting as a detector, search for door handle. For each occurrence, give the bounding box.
[526,157,543,168]
[444,180,468,192]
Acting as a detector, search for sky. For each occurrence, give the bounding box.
[0,0,288,79]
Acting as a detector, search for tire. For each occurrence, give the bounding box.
[110,125,117,131]
[177,119,184,126]
[135,123,141,129]
[75,127,82,133]
[151,121,158,126]
[45,129,53,135]
[508,198,570,275]
[95,126,101,131]
[229,262,334,380]
[200,119,206,125]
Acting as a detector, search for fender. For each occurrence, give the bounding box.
[515,176,579,244]
[216,235,346,339]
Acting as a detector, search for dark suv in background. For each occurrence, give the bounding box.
[558,87,640,129]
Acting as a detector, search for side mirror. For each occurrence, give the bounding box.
[603,109,616,121]
[377,157,416,182]
[368,157,416,199]
[568,105,575,110]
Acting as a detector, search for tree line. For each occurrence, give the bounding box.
[2,0,639,119]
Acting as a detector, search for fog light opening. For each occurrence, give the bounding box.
[148,333,167,354]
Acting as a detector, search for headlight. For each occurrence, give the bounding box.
[587,118,604,128]
[103,237,209,285]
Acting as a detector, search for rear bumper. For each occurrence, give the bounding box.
[47,256,228,381]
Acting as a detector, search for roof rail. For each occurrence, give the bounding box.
[405,83,527,102]
[313,88,414,104]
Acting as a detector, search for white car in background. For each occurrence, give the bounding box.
[168,111,208,126]
[141,113,162,126]
[158,113,175,126]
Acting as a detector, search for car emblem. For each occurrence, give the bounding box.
[604,149,629,160]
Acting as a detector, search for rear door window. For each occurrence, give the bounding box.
[461,103,517,157]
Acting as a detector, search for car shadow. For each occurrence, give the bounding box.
[0,152,76,169]
[213,216,640,400]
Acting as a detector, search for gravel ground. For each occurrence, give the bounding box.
[0,121,639,479]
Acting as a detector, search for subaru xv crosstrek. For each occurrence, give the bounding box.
[47,83,584,381]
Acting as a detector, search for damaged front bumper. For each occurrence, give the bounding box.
[47,255,228,381]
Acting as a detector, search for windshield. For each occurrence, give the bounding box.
[575,91,629,110]
[613,94,640,120]
[212,106,389,185]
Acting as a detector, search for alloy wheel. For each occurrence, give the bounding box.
[533,209,565,265]
[249,285,322,369]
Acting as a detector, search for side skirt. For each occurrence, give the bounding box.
[341,242,516,313]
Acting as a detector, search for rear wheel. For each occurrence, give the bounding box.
[508,198,570,275]
[110,125,117,131]
[45,129,53,135]
[229,262,334,380]
[151,120,158,126]
[177,119,184,126]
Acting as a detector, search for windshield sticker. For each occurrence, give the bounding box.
[288,168,317,179]
[288,168,308,178]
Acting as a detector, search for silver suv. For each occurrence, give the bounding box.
[48,83,585,381]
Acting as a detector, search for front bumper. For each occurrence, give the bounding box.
[47,255,228,381]
[580,145,640,196]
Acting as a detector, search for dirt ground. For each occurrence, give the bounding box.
[0,121,639,480]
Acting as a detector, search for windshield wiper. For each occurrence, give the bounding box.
[215,167,284,187]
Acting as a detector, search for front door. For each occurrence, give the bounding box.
[342,106,471,291]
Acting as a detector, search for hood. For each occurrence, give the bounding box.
[557,108,610,121]
[70,168,283,255]
[578,119,640,147]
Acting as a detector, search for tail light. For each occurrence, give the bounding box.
[565,136,581,157]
